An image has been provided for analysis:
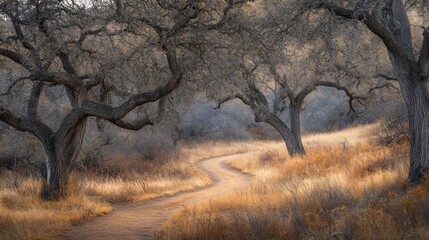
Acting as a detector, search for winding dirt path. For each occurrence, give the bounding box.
[61,152,253,240]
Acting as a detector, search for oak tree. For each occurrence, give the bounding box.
[316,0,429,184]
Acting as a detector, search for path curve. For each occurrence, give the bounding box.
[61,152,253,240]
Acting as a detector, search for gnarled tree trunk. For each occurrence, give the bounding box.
[394,64,429,184]
[406,82,429,183]
[41,120,87,200]
[290,107,305,153]
[386,21,429,184]
[266,113,305,156]
[322,0,429,184]
[42,145,70,200]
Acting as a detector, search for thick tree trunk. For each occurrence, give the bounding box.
[407,86,429,184]
[400,74,429,184]
[290,107,305,154]
[41,143,70,200]
[321,0,429,184]
[385,1,429,185]
[391,59,429,184]
[266,113,305,156]
[41,121,87,200]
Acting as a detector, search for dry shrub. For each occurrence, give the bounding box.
[0,175,111,240]
[0,140,265,239]
[155,202,294,240]
[157,124,429,240]
[377,118,409,145]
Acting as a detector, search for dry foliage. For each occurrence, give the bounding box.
[0,140,269,240]
[156,125,429,240]
[0,174,112,240]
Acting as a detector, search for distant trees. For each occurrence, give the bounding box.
[2,0,424,200]
[209,1,364,156]
[214,60,360,156]
[316,0,429,184]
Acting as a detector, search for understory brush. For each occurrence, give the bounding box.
[156,125,429,240]
[0,140,267,239]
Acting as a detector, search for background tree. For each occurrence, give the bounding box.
[206,1,369,156]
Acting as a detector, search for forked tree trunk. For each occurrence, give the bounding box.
[42,146,70,200]
[41,120,87,200]
[266,113,305,156]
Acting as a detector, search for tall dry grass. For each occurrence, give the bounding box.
[0,173,112,240]
[156,124,429,240]
[0,140,270,240]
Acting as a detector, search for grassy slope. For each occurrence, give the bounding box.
[0,140,274,240]
[156,124,429,240]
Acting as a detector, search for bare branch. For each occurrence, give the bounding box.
[296,81,362,113]
[83,48,142,89]
[109,97,167,130]
[368,82,397,94]
[11,19,36,52]
[0,107,54,146]
[1,76,31,96]
[114,0,122,17]
[56,46,182,138]
[206,0,249,30]
[0,48,34,71]
[27,82,44,120]
[418,27,429,81]
[35,72,83,91]
[322,2,414,65]
[58,52,78,76]
[247,83,269,107]
[213,93,253,109]
[373,73,398,81]
[269,65,295,104]
[110,117,153,130]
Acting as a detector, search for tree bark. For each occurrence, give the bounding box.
[393,63,429,184]
[386,22,429,184]
[322,0,429,184]
[290,107,305,154]
[38,121,86,200]
[266,113,305,156]
[406,82,429,184]
[41,141,69,200]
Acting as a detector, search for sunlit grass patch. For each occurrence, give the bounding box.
[0,140,261,240]
[0,175,111,239]
[156,124,429,240]
[1,124,424,240]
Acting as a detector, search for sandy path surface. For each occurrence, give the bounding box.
[61,152,253,240]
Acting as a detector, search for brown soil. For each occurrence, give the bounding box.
[61,153,253,240]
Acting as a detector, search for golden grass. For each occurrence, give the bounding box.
[156,124,429,240]
[0,140,269,240]
[303,123,380,147]
[1,124,425,239]
[0,175,112,239]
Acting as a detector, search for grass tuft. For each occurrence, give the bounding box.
[156,125,429,240]
[0,140,266,239]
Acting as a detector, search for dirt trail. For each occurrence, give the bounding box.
[61,152,253,240]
